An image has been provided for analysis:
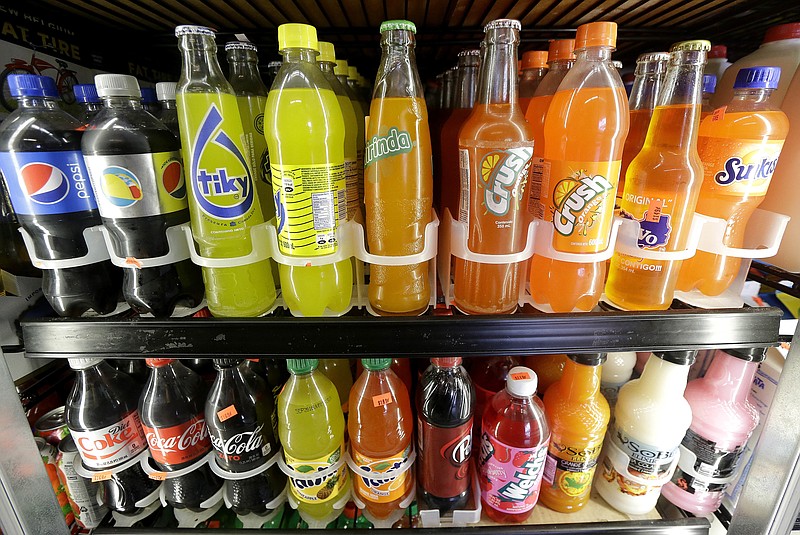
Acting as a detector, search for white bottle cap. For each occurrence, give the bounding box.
[68,357,104,370]
[95,74,141,98]
[506,366,538,397]
[156,82,176,102]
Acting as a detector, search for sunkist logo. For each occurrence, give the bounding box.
[714,154,779,186]
[365,127,413,166]
[552,171,613,236]
[480,147,533,217]
[100,166,142,207]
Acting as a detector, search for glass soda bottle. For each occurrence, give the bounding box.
[454,19,534,315]
[518,50,549,113]
[528,22,629,313]
[676,67,789,296]
[701,74,717,118]
[334,58,366,220]
[365,20,433,317]
[605,40,710,311]
[155,82,180,139]
[479,366,549,522]
[265,23,353,317]
[174,25,277,317]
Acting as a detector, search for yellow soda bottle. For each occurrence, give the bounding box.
[264,24,353,316]
[335,59,366,221]
[318,358,354,414]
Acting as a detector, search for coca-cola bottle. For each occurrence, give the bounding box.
[417,357,475,513]
[109,359,149,384]
[139,358,223,511]
[205,359,287,515]
[65,358,160,514]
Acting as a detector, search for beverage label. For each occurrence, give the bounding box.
[236,94,273,212]
[542,438,603,499]
[598,455,660,498]
[71,411,148,469]
[84,152,187,219]
[352,443,412,504]
[284,443,348,503]
[669,428,744,495]
[536,159,620,253]
[417,418,472,499]
[56,447,107,528]
[697,137,784,198]
[345,158,359,219]
[527,157,547,220]
[478,431,548,514]
[142,415,211,467]
[209,422,272,472]
[611,428,679,480]
[618,194,674,252]
[365,126,414,167]
[0,150,98,215]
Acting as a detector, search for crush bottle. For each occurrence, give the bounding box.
[175,25,276,317]
[518,50,549,113]
[335,58,366,219]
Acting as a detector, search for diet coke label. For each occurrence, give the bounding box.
[209,423,270,471]
[71,411,147,469]
[142,416,211,466]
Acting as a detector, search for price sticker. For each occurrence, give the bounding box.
[218,405,238,422]
[712,106,727,122]
[149,471,167,481]
[510,372,531,381]
[91,471,112,482]
[372,393,393,408]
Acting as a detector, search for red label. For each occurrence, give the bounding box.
[479,431,548,514]
[510,372,530,381]
[142,416,211,466]
[71,411,148,469]
[372,393,393,408]
[417,418,473,499]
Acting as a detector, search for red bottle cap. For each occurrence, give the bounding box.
[145,358,174,367]
[575,21,617,50]
[517,59,522,75]
[708,44,728,58]
[763,23,800,44]
[431,357,462,367]
[522,50,549,69]
[548,39,576,61]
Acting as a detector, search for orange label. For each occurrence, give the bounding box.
[91,471,112,482]
[646,199,663,223]
[217,405,238,422]
[352,445,412,504]
[696,137,785,199]
[711,106,727,122]
[149,471,167,481]
[510,372,531,380]
[372,392,393,408]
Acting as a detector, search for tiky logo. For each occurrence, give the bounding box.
[480,147,533,217]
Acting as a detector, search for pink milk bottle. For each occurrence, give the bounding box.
[661,347,764,515]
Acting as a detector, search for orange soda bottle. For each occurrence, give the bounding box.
[605,41,710,310]
[453,19,534,315]
[523,353,567,396]
[701,74,717,119]
[518,50,549,113]
[676,67,789,296]
[528,22,629,312]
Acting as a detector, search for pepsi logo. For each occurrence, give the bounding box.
[20,163,69,205]
[100,166,142,207]
[162,161,186,199]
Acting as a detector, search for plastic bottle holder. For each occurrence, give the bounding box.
[417,457,482,528]
[138,450,225,512]
[345,449,417,528]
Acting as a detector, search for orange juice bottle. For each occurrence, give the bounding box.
[518,50,549,114]
[453,19,534,315]
[365,20,433,316]
[605,41,710,311]
[540,353,609,512]
[528,22,629,313]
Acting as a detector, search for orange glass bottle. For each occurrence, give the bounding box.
[518,50,549,113]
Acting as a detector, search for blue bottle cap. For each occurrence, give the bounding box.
[140,86,157,103]
[702,74,717,94]
[8,74,58,98]
[73,84,100,103]
[734,66,781,90]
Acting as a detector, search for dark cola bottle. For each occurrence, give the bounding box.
[206,359,287,515]
[110,359,149,385]
[65,358,160,514]
[139,358,223,511]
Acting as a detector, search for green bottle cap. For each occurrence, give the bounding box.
[362,358,392,371]
[287,358,318,375]
[380,20,417,34]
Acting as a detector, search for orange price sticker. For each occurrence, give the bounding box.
[646,198,663,223]
[510,372,531,381]
[372,392,393,408]
[91,471,112,482]
[149,471,167,481]
[711,106,727,122]
[218,404,238,422]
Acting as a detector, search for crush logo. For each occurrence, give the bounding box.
[20,162,70,204]
[162,160,186,200]
[479,147,533,217]
[365,127,413,166]
[714,154,779,186]
[191,105,254,219]
[552,171,613,236]
[100,166,142,207]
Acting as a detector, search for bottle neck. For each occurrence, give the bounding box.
[282,48,318,65]
[17,97,58,109]
[576,45,613,66]
[727,87,777,111]
[80,101,103,111]
[227,51,261,80]
[703,352,759,402]
[549,58,575,72]
[477,28,519,105]
[638,356,690,394]
[179,34,229,88]
[559,359,602,399]
[319,61,335,75]
[102,96,144,110]
[455,62,478,108]
[375,29,422,100]
[159,99,177,110]
[658,49,705,107]
[629,68,665,112]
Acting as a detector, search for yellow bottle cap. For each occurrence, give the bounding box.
[348,66,358,80]
[277,23,318,51]
[358,75,368,87]
[335,59,349,76]
[670,40,712,52]
[318,41,336,63]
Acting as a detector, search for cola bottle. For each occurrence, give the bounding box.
[206,359,287,515]
[139,358,223,511]
[64,358,160,514]
[110,359,148,384]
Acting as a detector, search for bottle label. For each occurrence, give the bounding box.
[345,158,359,219]
[542,438,603,499]
[364,127,413,167]
[271,162,346,257]
[142,416,211,467]
[84,152,187,219]
[209,422,272,471]
[619,197,673,251]
[611,428,679,479]
[478,431,548,514]
[352,443,412,504]
[417,417,472,499]
[71,411,148,469]
[527,157,547,220]
[0,150,98,216]
[284,443,348,503]
[668,429,745,495]
[697,137,785,198]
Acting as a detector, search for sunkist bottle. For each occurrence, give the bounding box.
[265,23,353,317]
[528,22,628,313]
[479,366,548,522]
[454,19,534,315]
[541,353,609,512]
[318,359,353,414]
[334,58,366,219]
[676,67,789,297]
[701,74,717,118]
[174,25,277,317]
[468,356,519,450]
[518,50,548,113]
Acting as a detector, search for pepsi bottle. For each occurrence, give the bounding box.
[140,86,161,116]
[73,84,103,125]
[81,74,204,317]
[0,74,120,317]
[155,82,180,139]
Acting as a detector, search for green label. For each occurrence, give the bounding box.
[365,127,413,167]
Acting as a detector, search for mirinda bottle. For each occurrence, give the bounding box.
[528,22,629,313]
[453,19,534,315]
[518,50,549,113]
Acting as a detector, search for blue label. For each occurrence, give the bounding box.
[0,150,97,215]
[620,208,671,250]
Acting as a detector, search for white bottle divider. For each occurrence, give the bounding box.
[674,258,754,310]
[613,215,705,262]
[18,225,110,269]
[139,450,216,481]
[100,224,192,269]
[418,458,482,528]
[694,209,790,258]
[347,450,417,528]
[173,497,224,528]
[108,495,162,527]
[74,449,151,481]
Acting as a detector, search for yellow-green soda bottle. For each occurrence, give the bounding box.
[318,358,354,414]
[334,59,366,222]
[174,25,276,317]
[279,358,349,525]
[264,24,352,316]
[348,65,371,116]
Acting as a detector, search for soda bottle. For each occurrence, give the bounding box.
[540,353,609,512]
[701,74,717,118]
[155,82,180,138]
[318,358,353,414]
[347,66,370,116]
[676,67,789,296]
[278,359,349,524]
[110,359,149,385]
[0,74,120,317]
[334,58,366,219]
[64,358,160,514]
[430,65,456,207]
[139,358,223,511]
[356,358,413,395]
[175,25,277,318]
[0,175,38,279]
[662,347,763,515]
[479,366,548,522]
[594,350,696,515]
[523,353,566,396]
[348,358,414,521]
[468,356,519,450]
[82,74,204,317]
[73,84,102,125]
[528,22,628,313]
[599,351,637,419]
[454,19,534,315]
[262,357,289,405]
[417,357,475,513]
[265,61,282,87]
[518,50,549,113]
[140,87,161,116]
[205,359,287,515]
[605,41,710,311]
[264,23,352,317]
[365,20,433,316]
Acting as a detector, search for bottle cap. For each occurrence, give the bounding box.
[548,39,576,61]
[348,66,358,80]
[278,23,318,52]
[703,74,717,93]
[637,51,670,64]
[225,41,258,52]
[287,358,318,374]
[145,358,175,368]
[334,59,349,76]
[575,21,617,50]
[380,20,416,34]
[431,357,462,367]
[73,84,100,103]
[95,74,141,99]
[140,86,157,103]
[68,357,104,370]
[725,346,769,363]
[763,22,800,44]
[652,350,697,366]
[484,19,522,32]
[317,41,336,63]
[213,358,243,368]
[734,66,781,90]
[506,366,538,397]
[362,358,392,371]
[708,44,728,59]
[567,353,607,366]
[175,25,215,37]
[358,75,368,87]
[458,49,481,57]
[156,82,176,101]
[268,60,282,68]
[611,60,623,69]
[522,50,548,69]
[670,40,712,53]
[8,74,58,98]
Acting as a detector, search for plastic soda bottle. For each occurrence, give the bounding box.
[265,24,352,317]
[523,353,567,396]
[528,22,629,313]
[334,59,366,219]
[454,19,534,315]
[174,25,276,317]
[676,67,789,296]
[347,66,370,116]
[73,84,102,125]
[518,50,549,113]
[278,359,349,524]
[318,358,353,414]
[467,356,519,449]
[605,40,710,311]
[155,82,180,139]
[479,366,549,522]
[701,74,717,118]
[540,353,609,512]
[348,358,414,523]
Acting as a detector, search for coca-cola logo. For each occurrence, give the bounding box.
[209,423,266,459]
[146,418,209,455]
[78,420,136,453]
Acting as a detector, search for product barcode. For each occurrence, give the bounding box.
[311,192,335,230]
[458,149,470,223]
[528,158,546,220]
[543,454,557,484]
[336,188,347,223]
